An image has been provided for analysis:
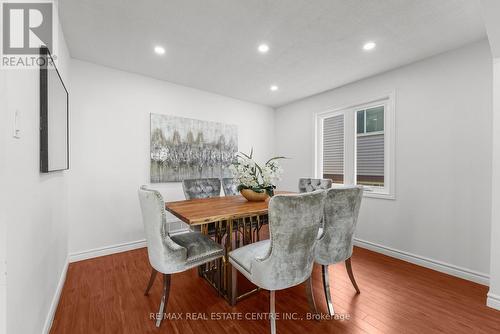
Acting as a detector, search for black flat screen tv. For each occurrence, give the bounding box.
[40,46,69,172]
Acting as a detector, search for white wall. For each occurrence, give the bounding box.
[68,60,275,255]
[488,57,500,308]
[275,40,493,282]
[2,16,71,334]
[0,61,8,334]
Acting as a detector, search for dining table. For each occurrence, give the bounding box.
[165,192,290,304]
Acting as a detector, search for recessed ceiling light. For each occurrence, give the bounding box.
[270,85,279,91]
[154,46,165,55]
[363,41,376,51]
[258,44,270,53]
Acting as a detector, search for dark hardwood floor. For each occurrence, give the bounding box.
[50,245,500,333]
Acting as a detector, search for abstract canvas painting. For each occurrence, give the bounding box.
[150,114,238,182]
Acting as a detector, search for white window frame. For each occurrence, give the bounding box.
[314,92,396,200]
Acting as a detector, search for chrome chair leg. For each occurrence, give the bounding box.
[305,275,318,316]
[345,258,361,294]
[144,268,158,296]
[321,265,335,316]
[270,290,276,334]
[156,273,171,327]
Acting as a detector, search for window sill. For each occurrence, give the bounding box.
[363,190,395,200]
[332,184,395,200]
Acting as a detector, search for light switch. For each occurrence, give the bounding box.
[13,110,20,139]
[0,260,5,285]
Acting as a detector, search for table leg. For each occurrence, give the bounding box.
[226,218,233,303]
[197,215,267,304]
[235,219,240,249]
[198,223,208,277]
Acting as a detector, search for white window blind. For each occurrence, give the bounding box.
[357,133,384,186]
[322,115,344,184]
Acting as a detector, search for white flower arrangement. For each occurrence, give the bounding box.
[229,149,285,196]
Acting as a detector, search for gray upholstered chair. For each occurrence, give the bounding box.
[182,178,221,199]
[312,186,363,316]
[182,178,221,234]
[138,186,224,327]
[229,190,326,334]
[298,177,333,193]
[221,178,239,196]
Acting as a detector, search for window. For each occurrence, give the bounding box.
[316,93,395,199]
[357,106,384,134]
[356,106,385,187]
[322,114,344,184]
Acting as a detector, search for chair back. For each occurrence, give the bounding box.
[138,186,187,273]
[182,178,221,199]
[298,178,332,193]
[315,186,363,265]
[222,178,239,196]
[251,190,326,290]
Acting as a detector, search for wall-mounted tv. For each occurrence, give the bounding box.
[40,46,69,173]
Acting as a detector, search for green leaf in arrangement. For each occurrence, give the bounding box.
[254,163,263,175]
[265,156,287,165]
[238,152,251,160]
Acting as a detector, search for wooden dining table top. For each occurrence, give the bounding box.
[165,191,292,226]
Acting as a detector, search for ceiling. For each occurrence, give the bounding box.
[59,0,486,107]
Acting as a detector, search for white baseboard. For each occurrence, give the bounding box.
[69,239,146,263]
[354,238,489,286]
[487,292,500,310]
[42,258,69,334]
[68,219,189,263]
